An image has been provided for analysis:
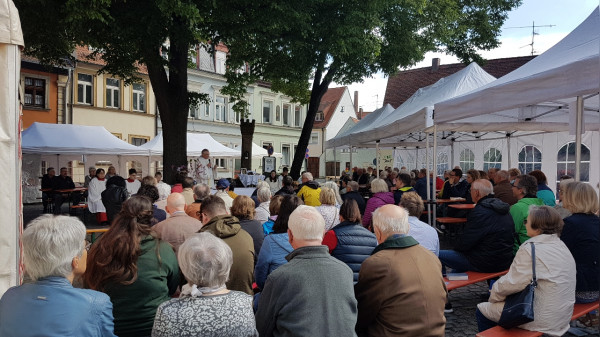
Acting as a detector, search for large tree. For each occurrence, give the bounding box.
[15,0,211,183]
[211,0,521,180]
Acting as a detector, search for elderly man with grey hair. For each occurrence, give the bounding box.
[355,205,447,336]
[255,187,272,224]
[185,183,211,220]
[256,205,358,337]
[297,172,322,206]
[0,215,116,336]
[439,179,515,278]
[152,233,258,337]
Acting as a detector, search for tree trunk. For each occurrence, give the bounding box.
[290,78,331,180]
[240,119,255,172]
[145,40,190,184]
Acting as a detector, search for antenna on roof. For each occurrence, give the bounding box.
[505,21,555,56]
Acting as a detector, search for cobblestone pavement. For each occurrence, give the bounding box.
[22,204,600,336]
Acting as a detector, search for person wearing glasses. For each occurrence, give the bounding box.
[440,168,469,200]
[0,215,116,336]
[509,175,544,254]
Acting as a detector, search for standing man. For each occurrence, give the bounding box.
[355,204,447,337]
[154,171,171,201]
[256,206,358,337]
[84,166,96,188]
[41,167,55,213]
[196,149,216,188]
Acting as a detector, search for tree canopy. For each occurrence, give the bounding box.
[211,0,521,179]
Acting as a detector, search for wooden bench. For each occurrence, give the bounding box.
[86,228,109,242]
[70,204,88,221]
[444,270,508,291]
[476,301,600,337]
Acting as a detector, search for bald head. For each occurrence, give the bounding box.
[372,204,409,243]
[166,193,186,214]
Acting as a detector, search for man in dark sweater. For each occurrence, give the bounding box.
[342,181,366,215]
[41,167,55,213]
[52,167,79,214]
[256,205,358,337]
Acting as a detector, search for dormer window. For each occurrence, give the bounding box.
[315,111,324,121]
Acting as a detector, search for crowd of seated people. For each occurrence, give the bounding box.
[14,164,598,336]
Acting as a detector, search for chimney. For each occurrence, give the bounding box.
[354,91,359,115]
[432,58,440,72]
[359,107,364,120]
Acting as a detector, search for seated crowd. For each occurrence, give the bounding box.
[3,164,598,336]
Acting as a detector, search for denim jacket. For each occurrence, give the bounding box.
[0,276,116,337]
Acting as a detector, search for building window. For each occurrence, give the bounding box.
[315,111,324,121]
[132,83,146,112]
[105,78,120,108]
[437,152,448,177]
[282,104,290,126]
[310,132,319,144]
[275,105,281,122]
[189,106,199,119]
[130,137,148,146]
[282,144,290,166]
[215,51,226,75]
[77,73,93,105]
[483,148,502,171]
[215,96,227,122]
[459,148,475,172]
[24,77,46,108]
[556,142,590,182]
[518,145,542,174]
[215,158,227,168]
[204,103,210,117]
[294,105,302,127]
[263,100,272,124]
[234,109,242,124]
[340,106,345,113]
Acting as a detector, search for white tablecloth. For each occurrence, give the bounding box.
[239,174,264,187]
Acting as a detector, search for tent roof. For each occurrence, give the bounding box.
[22,123,149,155]
[0,0,23,46]
[326,104,395,148]
[140,132,239,157]
[327,63,496,148]
[434,8,600,131]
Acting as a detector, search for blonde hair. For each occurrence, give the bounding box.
[319,186,336,206]
[370,178,389,194]
[399,192,424,217]
[323,181,343,205]
[230,195,255,220]
[508,168,521,179]
[562,181,599,214]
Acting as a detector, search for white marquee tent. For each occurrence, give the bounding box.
[140,131,239,158]
[0,0,23,296]
[252,142,282,159]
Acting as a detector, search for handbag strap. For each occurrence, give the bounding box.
[530,242,537,286]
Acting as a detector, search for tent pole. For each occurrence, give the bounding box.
[376,141,380,175]
[432,125,438,226]
[425,133,431,225]
[333,147,337,181]
[349,146,353,172]
[574,96,583,182]
[506,134,512,169]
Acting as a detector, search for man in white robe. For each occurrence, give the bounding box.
[126,168,141,195]
[196,149,216,188]
[88,168,107,224]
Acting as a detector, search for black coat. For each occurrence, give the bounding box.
[342,191,367,215]
[101,185,129,223]
[561,213,600,292]
[454,195,515,272]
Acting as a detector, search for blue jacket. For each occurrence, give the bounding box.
[331,221,378,282]
[254,233,293,289]
[0,276,116,337]
[561,213,600,292]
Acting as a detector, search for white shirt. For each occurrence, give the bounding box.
[126,179,141,195]
[87,178,106,213]
[156,181,171,201]
[407,216,440,256]
[214,190,233,215]
[196,157,216,188]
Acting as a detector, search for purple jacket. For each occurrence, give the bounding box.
[362,192,395,229]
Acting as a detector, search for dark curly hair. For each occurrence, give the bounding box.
[136,184,160,203]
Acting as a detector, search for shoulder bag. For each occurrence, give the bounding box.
[497,242,536,329]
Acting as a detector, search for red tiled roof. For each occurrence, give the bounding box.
[383,56,536,108]
[314,86,346,128]
[74,46,148,74]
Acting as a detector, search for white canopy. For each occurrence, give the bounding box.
[22,122,150,155]
[434,8,600,132]
[1,0,23,296]
[252,142,282,159]
[326,104,395,148]
[140,131,239,157]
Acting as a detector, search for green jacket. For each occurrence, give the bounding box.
[200,215,255,294]
[509,197,545,254]
[105,236,180,337]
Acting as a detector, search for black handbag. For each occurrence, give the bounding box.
[497,242,537,329]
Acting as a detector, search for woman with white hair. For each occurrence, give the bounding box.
[0,215,116,336]
[254,187,272,224]
[152,233,258,337]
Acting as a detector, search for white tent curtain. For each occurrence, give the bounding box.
[0,0,23,296]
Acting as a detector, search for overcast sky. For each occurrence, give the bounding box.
[339,1,599,112]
